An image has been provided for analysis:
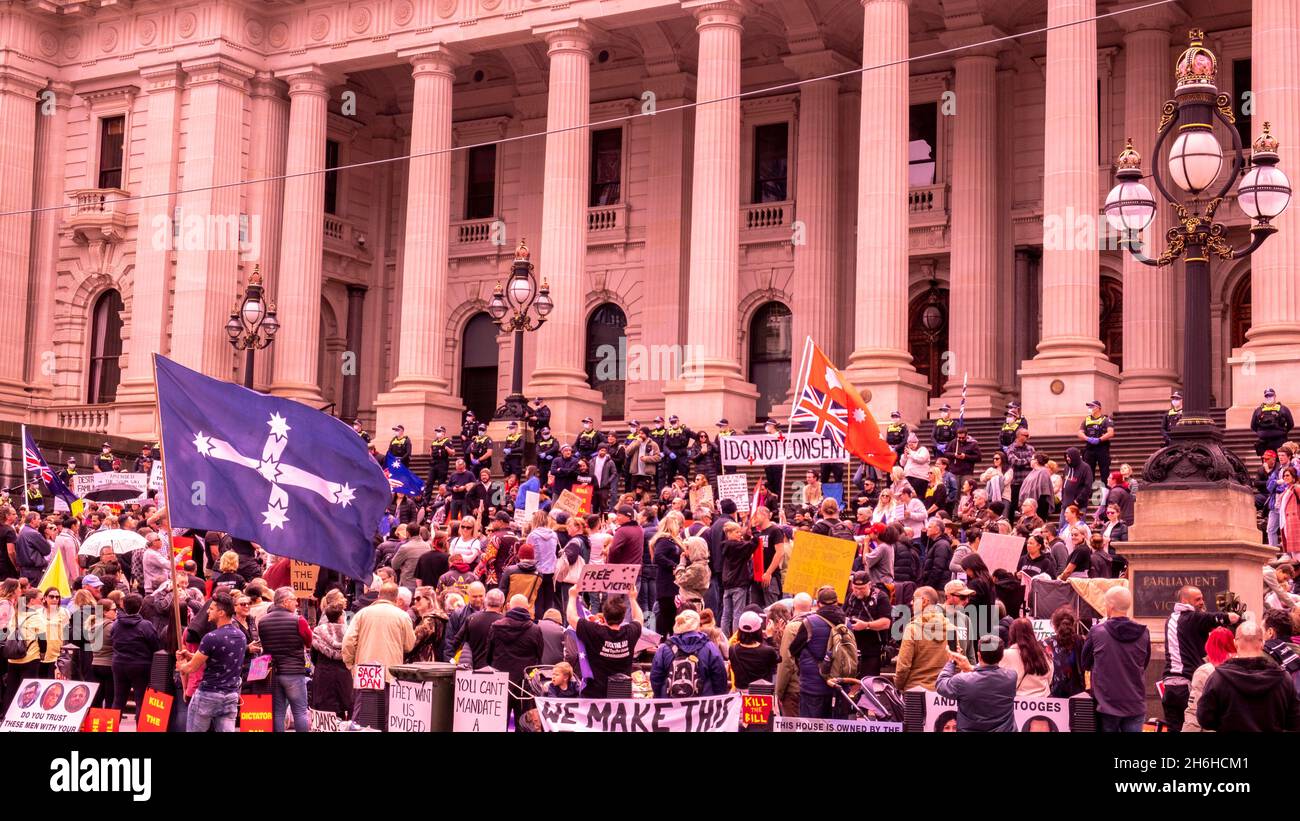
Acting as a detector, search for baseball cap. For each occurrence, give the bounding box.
[890,410,901,419]
[615,504,635,518]
[944,580,975,597]
[82,574,103,589]
[582,416,594,424]
[674,610,701,635]
[1171,391,1183,400]
[477,423,487,432]
[816,587,839,606]
[434,426,446,433]
[851,570,871,585]
[737,611,765,634]
[668,414,679,423]
[1265,387,1277,397]
[392,425,404,432]
[1086,399,1101,409]
[717,418,729,426]
[653,416,664,423]
[939,403,951,412]
[1007,401,1021,411]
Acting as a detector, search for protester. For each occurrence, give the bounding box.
[650,609,728,697]
[999,617,1053,696]
[936,635,1018,732]
[566,586,643,697]
[1081,587,1151,732]
[177,592,248,732]
[1197,620,1300,732]
[342,583,416,701]
[487,594,543,727]
[729,610,778,689]
[311,590,353,718]
[1183,627,1237,733]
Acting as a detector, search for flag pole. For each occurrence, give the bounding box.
[151,354,185,658]
[782,336,814,514]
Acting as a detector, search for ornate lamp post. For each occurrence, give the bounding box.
[488,239,553,420]
[1105,29,1290,487]
[225,265,280,390]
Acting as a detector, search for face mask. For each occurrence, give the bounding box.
[583,424,592,431]
[1172,400,1182,409]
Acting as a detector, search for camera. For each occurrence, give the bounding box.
[1215,590,1247,617]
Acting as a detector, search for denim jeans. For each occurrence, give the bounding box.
[762,575,784,607]
[272,673,310,732]
[186,689,240,732]
[705,575,722,616]
[1096,711,1144,733]
[721,587,750,636]
[1268,509,1280,547]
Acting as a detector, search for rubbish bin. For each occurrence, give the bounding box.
[387,662,459,732]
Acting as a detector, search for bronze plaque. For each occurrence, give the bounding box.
[1131,570,1229,618]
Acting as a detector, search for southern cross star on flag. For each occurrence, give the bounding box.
[792,338,896,472]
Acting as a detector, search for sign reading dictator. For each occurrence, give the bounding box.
[720,432,848,467]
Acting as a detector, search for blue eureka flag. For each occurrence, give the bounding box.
[384,457,425,498]
[154,354,389,580]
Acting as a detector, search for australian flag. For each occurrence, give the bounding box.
[22,426,77,505]
[384,457,424,497]
[154,354,389,580]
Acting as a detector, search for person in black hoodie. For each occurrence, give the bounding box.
[486,595,543,730]
[720,521,757,637]
[1058,448,1093,520]
[457,588,506,669]
[1198,620,1300,732]
[919,518,952,591]
[110,594,160,720]
[1081,587,1151,732]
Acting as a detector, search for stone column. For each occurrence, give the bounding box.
[525,22,605,439]
[1018,0,1119,434]
[341,284,367,422]
[170,58,253,379]
[939,33,1003,414]
[843,0,930,422]
[373,46,466,448]
[269,67,331,404]
[247,73,290,392]
[0,66,42,409]
[26,82,72,396]
[1228,2,1300,427]
[1117,5,1183,410]
[664,1,759,426]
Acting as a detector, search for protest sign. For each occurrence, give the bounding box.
[290,561,320,599]
[741,694,773,727]
[513,490,540,530]
[81,708,120,732]
[688,484,714,511]
[553,489,585,516]
[978,532,1026,575]
[137,689,172,733]
[921,690,1071,732]
[388,680,434,733]
[72,472,149,505]
[149,461,163,491]
[535,694,740,732]
[719,431,848,467]
[354,664,386,691]
[571,484,593,514]
[1032,619,1054,642]
[783,530,858,599]
[715,474,750,512]
[310,709,341,733]
[576,563,640,594]
[239,694,273,732]
[0,680,97,732]
[453,669,509,732]
[774,716,903,733]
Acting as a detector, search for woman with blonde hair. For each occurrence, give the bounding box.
[872,487,895,526]
[554,516,591,614]
[650,511,687,630]
[213,550,245,590]
[449,516,484,564]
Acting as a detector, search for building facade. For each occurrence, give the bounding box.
[0,0,1295,449]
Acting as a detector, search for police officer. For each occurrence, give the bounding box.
[526,396,551,437]
[574,417,602,462]
[715,418,738,476]
[1161,390,1183,447]
[386,425,412,469]
[662,415,695,487]
[468,424,494,473]
[999,402,1028,453]
[932,403,957,456]
[351,420,371,443]
[58,457,78,488]
[1251,387,1295,457]
[501,421,525,479]
[762,418,785,502]
[132,443,156,474]
[535,426,560,488]
[428,426,453,489]
[884,412,908,463]
[1079,399,1115,508]
[460,411,479,458]
[92,442,113,473]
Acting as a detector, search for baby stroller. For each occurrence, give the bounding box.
[516,665,557,733]
[827,675,906,723]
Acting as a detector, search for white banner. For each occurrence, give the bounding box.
[535,693,740,733]
[576,563,640,594]
[774,716,903,733]
[0,680,97,733]
[72,472,149,504]
[453,669,509,732]
[387,679,434,733]
[310,709,341,733]
[921,689,1071,733]
[719,432,848,467]
[715,474,750,512]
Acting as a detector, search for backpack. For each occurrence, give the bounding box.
[667,643,701,697]
[816,518,855,542]
[815,615,860,680]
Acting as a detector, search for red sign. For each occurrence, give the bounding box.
[571,484,593,515]
[741,694,774,727]
[81,708,121,732]
[137,689,172,733]
[239,694,273,732]
[353,663,385,691]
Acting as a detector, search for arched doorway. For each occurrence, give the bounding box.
[1100,276,1123,372]
[584,303,628,420]
[908,286,949,399]
[87,289,124,404]
[317,299,341,410]
[748,301,792,421]
[1230,273,1251,351]
[460,312,499,423]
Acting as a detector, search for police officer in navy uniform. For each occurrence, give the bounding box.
[884,412,908,463]
[662,415,695,487]
[535,426,560,488]
[351,420,371,443]
[1251,387,1295,457]
[999,401,1028,453]
[716,418,738,475]
[1161,390,1183,446]
[1079,400,1115,506]
[58,457,78,488]
[526,396,551,437]
[616,420,640,488]
[574,416,602,463]
[94,442,114,473]
[762,419,785,502]
[132,443,156,474]
[502,421,525,480]
[428,426,453,488]
[932,403,957,456]
[386,425,412,469]
[468,424,494,473]
[460,411,479,458]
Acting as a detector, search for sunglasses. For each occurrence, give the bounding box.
[414,596,427,602]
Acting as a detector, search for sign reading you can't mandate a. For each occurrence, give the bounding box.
[720,432,848,467]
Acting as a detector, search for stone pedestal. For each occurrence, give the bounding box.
[1017,356,1120,435]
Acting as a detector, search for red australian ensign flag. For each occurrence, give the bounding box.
[791,338,895,472]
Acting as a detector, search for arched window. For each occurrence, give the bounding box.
[908,286,949,399]
[87,289,124,404]
[1100,276,1123,372]
[460,313,499,423]
[585,303,628,420]
[1230,273,1251,351]
[748,301,792,420]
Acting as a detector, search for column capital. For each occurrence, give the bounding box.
[39,80,74,109]
[397,43,468,74]
[179,56,256,90]
[533,20,601,54]
[782,49,855,81]
[860,0,911,9]
[0,65,47,95]
[938,25,1007,58]
[249,70,288,100]
[138,62,186,92]
[1113,0,1186,34]
[642,71,696,101]
[275,65,339,96]
[682,0,747,29]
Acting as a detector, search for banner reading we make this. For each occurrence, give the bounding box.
[535,694,740,732]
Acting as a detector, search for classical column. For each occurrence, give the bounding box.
[1117,6,1182,409]
[939,34,1003,414]
[525,23,605,438]
[0,66,42,409]
[169,58,253,378]
[26,82,72,395]
[247,73,290,392]
[1018,0,1118,434]
[843,0,930,422]
[373,46,466,448]
[1229,2,1300,427]
[341,284,366,422]
[269,68,331,404]
[664,1,758,426]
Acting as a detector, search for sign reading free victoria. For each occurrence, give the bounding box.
[1131,570,1229,618]
[720,432,847,467]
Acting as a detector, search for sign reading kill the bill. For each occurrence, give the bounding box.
[290,561,321,599]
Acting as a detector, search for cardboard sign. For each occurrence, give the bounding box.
[310,709,341,733]
[388,679,435,733]
[741,693,774,727]
[535,694,741,733]
[137,689,173,733]
[774,716,903,733]
[354,663,386,691]
[921,690,1071,733]
[571,484,594,514]
[716,474,750,513]
[239,694,273,732]
[1032,619,1054,642]
[0,680,98,733]
[783,530,858,599]
[149,461,163,491]
[290,561,321,599]
[81,708,121,733]
[453,669,509,732]
[978,533,1026,575]
[576,563,641,594]
[720,432,848,467]
[553,489,585,516]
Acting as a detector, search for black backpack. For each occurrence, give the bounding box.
[667,644,701,697]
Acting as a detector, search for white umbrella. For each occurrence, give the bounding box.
[79,528,146,557]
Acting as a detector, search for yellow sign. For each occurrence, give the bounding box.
[783,531,858,599]
[290,561,321,599]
